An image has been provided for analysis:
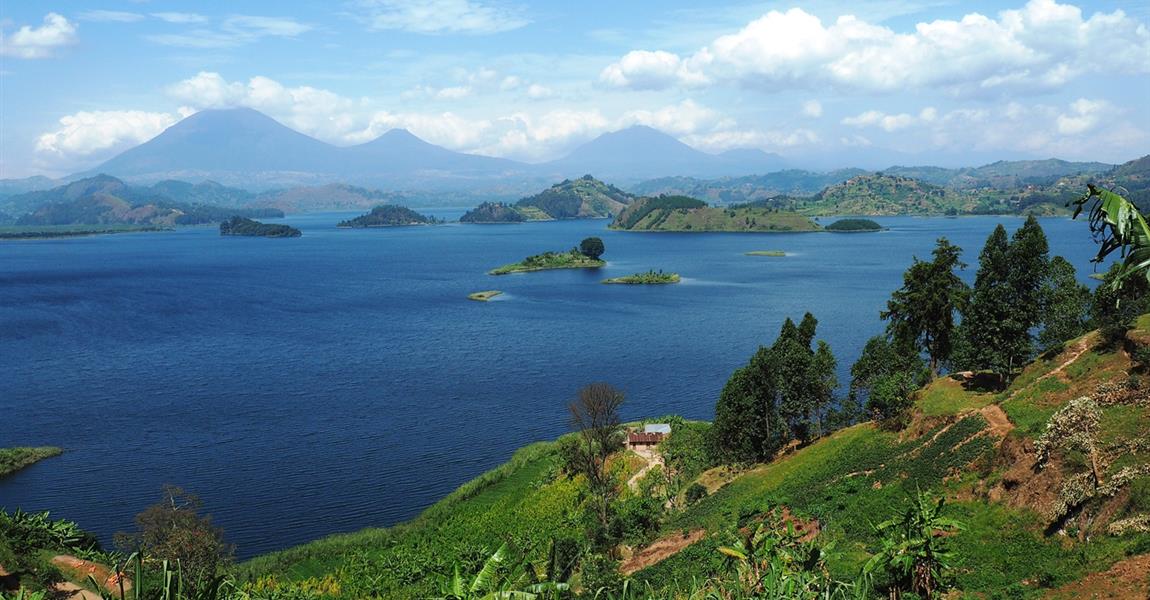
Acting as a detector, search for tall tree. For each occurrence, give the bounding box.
[954,225,1016,381]
[568,383,625,535]
[1004,215,1050,366]
[849,335,928,425]
[882,238,969,376]
[1039,256,1090,352]
[710,366,772,463]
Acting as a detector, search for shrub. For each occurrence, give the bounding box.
[685,483,708,505]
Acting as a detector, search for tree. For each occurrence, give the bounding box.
[710,313,836,461]
[1090,263,1150,348]
[1039,256,1090,352]
[849,335,927,427]
[1004,215,1050,366]
[883,238,969,376]
[953,225,1013,380]
[115,486,232,596]
[568,383,624,538]
[579,236,605,260]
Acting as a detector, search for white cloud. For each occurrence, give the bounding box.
[802,100,823,118]
[842,110,917,132]
[600,1,1150,96]
[620,100,725,136]
[151,12,209,24]
[525,84,554,99]
[146,15,310,48]
[1,13,78,59]
[355,0,528,34]
[79,10,146,23]
[1056,98,1110,135]
[35,110,185,166]
[435,86,472,100]
[684,128,820,152]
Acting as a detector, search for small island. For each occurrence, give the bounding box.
[220,216,301,237]
[337,205,439,227]
[459,202,528,223]
[602,270,680,284]
[467,290,503,301]
[0,446,63,478]
[825,218,883,232]
[745,250,786,257]
[490,237,606,275]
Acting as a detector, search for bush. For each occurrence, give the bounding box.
[579,237,605,260]
[685,483,708,505]
[868,371,918,429]
[580,553,621,595]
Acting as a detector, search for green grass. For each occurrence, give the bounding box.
[488,250,604,275]
[918,377,996,416]
[602,270,680,284]
[238,442,583,599]
[0,447,62,478]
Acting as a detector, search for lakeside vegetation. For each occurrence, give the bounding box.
[825,218,883,232]
[336,205,438,227]
[467,290,503,301]
[602,270,680,284]
[490,237,606,275]
[611,195,821,232]
[459,201,529,223]
[219,216,301,238]
[0,224,169,239]
[0,447,62,478]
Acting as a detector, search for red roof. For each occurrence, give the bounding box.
[628,432,664,444]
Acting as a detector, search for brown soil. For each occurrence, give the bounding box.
[980,404,1015,438]
[0,562,17,593]
[51,555,131,598]
[1043,553,1150,599]
[619,529,706,575]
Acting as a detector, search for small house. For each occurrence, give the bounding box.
[626,423,671,449]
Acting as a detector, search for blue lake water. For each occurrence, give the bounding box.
[0,212,1109,558]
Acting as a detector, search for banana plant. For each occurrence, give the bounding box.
[1069,184,1150,289]
[435,542,568,600]
[864,491,963,599]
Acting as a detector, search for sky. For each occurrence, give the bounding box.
[1,0,1148,178]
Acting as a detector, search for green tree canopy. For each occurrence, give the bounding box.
[579,236,605,260]
[1039,256,1090,352]
[882,238,969,376]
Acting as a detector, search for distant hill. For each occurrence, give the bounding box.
[610,195,820,232]
[545,126,786,181]
[514,175,635,219]
[806,174,959,215]
[459,202,527,223]
[337,205,438,227]
[255,184,409,213]
[885,159,1113,190]
[632,169,867,203]
[9,175,282,227]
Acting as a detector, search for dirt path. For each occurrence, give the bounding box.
[51,555,131,598]
[979,404,1014,438]
[1043,553,1150,599]
[626,446,664,492]
[620,529,706,575]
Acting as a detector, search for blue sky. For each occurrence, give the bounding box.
[1,0,1148,177]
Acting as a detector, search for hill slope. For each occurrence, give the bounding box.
[514,175,636,219]
[610,195,821,232]
[239,319,1150,598]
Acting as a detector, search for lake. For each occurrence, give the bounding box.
[0,213,1109,558]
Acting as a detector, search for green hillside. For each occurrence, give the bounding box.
[515,175,636,219]
[232,319,1150,598]
[337,205,438,227]
[610,195,820,232]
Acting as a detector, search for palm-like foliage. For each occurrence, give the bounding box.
[716,511,834,599]
[864,491,963,599]
[434,542,570,600]
[1070,184,1150,289]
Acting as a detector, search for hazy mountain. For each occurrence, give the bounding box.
[255,183,409,213]
[631,169,867,203]
[545,126,786,181]
[88,108,536,190]
[0,175,60,199]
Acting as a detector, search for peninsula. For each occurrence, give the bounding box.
[610,195,820,232]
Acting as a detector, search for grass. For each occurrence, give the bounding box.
[467,290,503,301]
[0,447,62,478]
[602,271,680,284]
[744,250,786,256]
[488,250,604,275]
[917,377,997,417]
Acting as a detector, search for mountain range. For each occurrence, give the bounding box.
[9,109,792,191]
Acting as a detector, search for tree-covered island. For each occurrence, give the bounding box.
[489,237,606,275]
[337,205,439,227]
[219,216,301,237]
